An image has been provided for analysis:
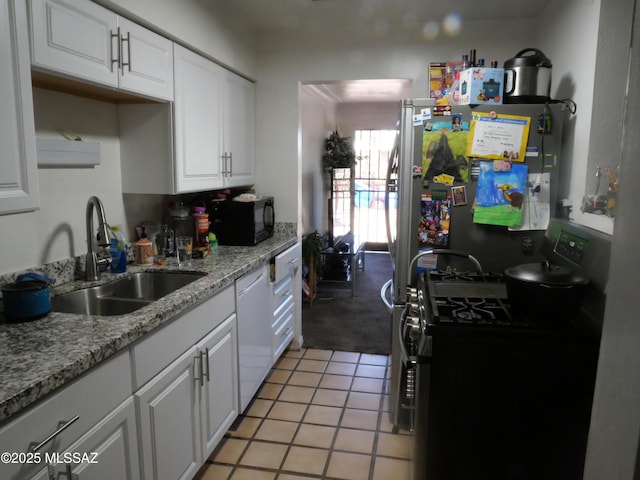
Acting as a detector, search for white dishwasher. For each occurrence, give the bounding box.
[235,263,272,412]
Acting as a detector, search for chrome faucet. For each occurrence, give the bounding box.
[85,196,112,281]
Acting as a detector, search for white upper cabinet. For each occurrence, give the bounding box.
[29,0,174,101]
[114,17,174,101]
[0,0,39,215]
[223,72,256,188]
[120,46,256,194]
[173,44,225,193]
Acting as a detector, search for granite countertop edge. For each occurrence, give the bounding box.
[0,234,298,425]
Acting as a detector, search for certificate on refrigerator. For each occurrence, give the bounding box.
[466,112,530,162]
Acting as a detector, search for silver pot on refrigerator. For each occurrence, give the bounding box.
[503,48,552,103]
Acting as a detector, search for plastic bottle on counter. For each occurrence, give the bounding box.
[208,232,218,251]
[109,225,127,273]
[192,205,210,251]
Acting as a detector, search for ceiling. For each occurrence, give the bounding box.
[208,0,552,103]
[211,0,552,31]
[303,79,413,104]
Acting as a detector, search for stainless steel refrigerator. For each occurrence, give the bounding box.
[383,98,566,429]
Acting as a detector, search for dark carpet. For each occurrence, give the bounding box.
[302,251,393,355]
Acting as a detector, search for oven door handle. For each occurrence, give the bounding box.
[399,309,417,368]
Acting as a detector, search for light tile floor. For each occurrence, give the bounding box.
[196,348,412,480]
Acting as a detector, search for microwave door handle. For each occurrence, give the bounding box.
[264,201,275,232]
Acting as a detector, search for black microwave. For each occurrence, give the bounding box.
[210,196,275,246]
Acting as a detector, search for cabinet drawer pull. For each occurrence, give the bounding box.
[30,415,80,452]
[281,326,293,340]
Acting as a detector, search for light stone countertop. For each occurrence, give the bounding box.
[0,233,298,424]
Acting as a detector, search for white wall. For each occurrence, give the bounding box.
[299,86,336,234]
[336,101,402,138]
[0,89,126,274]
[584,1,640,477]
[539,0,615,234]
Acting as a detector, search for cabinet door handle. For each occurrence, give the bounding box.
[204,347,210,382]
[120,32,131,72]
[110,28,120,71]
[220,152,228,176]
[57,463,75,479]
[30,415,80,452]
[228,152,233,176]
[194,352,204,387]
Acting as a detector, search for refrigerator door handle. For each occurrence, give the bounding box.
[380,278,393,313]
[385,135,399,267]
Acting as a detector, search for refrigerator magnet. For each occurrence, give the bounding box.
[452,186,468,206]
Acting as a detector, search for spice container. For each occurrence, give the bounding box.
[135,236,153,265]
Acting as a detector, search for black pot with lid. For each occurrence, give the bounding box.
[504,260,589,319]
[504,48,552,104]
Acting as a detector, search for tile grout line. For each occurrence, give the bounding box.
[204,348,400,479]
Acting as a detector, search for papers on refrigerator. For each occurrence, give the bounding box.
[508,172,551,231]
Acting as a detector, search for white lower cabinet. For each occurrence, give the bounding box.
[50,397,140,480]
[0,350,132,480]
[198,315,239,457]
[1,281,243,480]
[135,313,238,480]
[272,276,295,362]
[28,468,50,480]
[271,242,302,357]
[135,345,201,480]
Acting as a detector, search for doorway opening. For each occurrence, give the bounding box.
[353,129,398,250]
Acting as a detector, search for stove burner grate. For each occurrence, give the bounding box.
[434,297,512,325]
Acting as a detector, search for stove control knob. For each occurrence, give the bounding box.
[406,287,418,303]
[406,315,421,333]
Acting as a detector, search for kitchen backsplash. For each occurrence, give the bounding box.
[0,222,297,303]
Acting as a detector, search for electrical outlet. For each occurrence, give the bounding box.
[522,236,534,254]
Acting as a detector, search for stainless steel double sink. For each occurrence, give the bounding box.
[51,271,207,316]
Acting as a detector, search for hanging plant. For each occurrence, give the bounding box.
[322,130,356,169]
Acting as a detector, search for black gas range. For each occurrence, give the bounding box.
[406,266,602,480]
